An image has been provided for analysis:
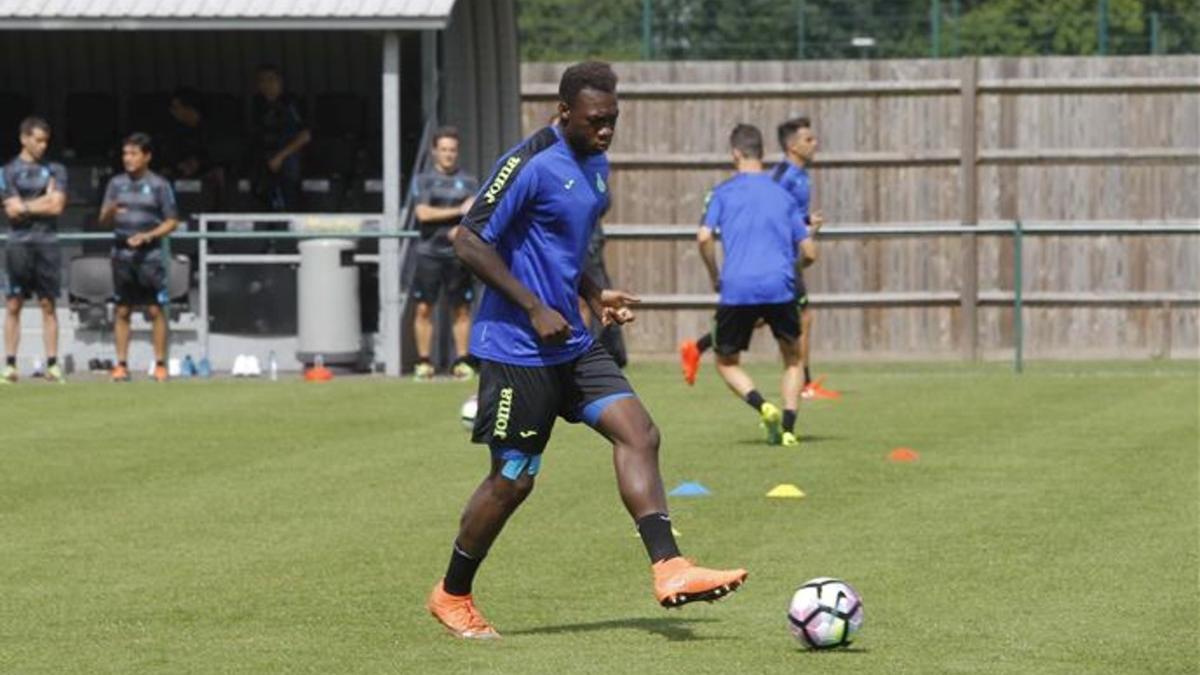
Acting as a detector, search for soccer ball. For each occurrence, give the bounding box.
[460,395,478,431]
[787,577,864,650]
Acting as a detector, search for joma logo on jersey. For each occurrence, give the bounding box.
[484,156,522,204]
[493,387,514,439]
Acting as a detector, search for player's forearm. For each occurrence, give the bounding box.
[454,228,543,313]
[273,130,312,163]
[99,204,117,226]
[24,193,65,216]
[145,219,180,241]
[699,240,720,288]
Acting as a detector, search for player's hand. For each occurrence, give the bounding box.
[599,288,639,308]
[267,155,284,173]
[601,306,635,326]
[127,233,150,248]
[459,196,475,216]
[529,303,571,345]
[4,201,25,220]
[809,211,824,232]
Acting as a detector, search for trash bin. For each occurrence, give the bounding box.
[297,238,361,366]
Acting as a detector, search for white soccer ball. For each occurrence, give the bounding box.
[460,395,478,431]
[788,577,864,650]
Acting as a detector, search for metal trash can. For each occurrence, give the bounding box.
[297,239,360,365]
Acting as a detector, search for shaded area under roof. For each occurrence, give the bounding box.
[0,0,457,30]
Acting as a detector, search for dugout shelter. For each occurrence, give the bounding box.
[0,0,521,375]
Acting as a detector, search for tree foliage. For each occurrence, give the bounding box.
[517,0,1199,60]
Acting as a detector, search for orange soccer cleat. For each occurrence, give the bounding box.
[653,557,748,608]
[679,340,701,386]
[801,376,840,400]
[111,364,131,382]
[427,580,500,640]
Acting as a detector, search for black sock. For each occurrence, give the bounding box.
[744,390,765,412]
[156,360,166,368]
[804,366,812,385]
[46,357,57,368]
[696,333,713,353]
[118,360,128,368]
[443,541,486,596]
[783,409,797,433]
[417,356,431,365]
[636,513,681,564]
[5,356,14,367]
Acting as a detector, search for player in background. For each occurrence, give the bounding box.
[410,126,480,381]
[1,117,68,383]
[680,117,838,400]
[769,117,838,399]
[697,124,816,447]
[427,61,747,640]
[100,134,180,382]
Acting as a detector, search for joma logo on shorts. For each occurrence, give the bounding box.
[484,156,521,204]
[493,387,514,439]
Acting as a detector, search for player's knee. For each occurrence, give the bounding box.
[146,304,163,319]
[415,303,433,319]
[492,472,535,507]
[38,298,55,314]
[115,305,132,319]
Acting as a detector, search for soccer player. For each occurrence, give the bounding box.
[679,117,838,400]
[100,133,180,382]
[697,124,815,447]
[410,126,480,381]
[770,117,837,400]
[1,117,68,383]
[427,61,747,640]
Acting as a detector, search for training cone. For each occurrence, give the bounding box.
[766,484,805,498]
[305,365,334,382]
[668,481,711,497]
[889,447,920,462]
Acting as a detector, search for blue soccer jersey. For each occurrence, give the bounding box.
[771,160,811,222]
[462,125,610,367]
[702,172,808,306]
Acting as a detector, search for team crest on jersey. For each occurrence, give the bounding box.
[595,173,606,194]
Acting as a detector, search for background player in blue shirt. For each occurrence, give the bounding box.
[1,117,67,383]
[100,133,180,383]
[772,116,839,400]
[698,124,816,447]
[427,61,747,640]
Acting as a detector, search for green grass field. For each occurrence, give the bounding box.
[2,361,1197,674]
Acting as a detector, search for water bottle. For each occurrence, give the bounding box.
[314,354,325,369]
[268,350,278,381]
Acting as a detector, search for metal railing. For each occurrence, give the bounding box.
[603,219,1200,372]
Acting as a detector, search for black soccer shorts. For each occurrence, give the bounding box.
[5,241,61,300]
[112,250,169,307]
[470,342,635,455]
[713,302,801,356]
[411,253,475,307]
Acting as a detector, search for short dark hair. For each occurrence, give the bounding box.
[431,125,460,146]
[558,61,617,106]
[123,132,154,154]
[730,123,763,159]
[171,87,206,115]
[257,63,282,77]
[777,116,811,151]
[19,116,50,137]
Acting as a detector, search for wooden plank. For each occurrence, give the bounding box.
[522,80,962,98]
[960,57,980,360]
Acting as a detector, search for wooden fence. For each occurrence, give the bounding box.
[520,56,1200,360]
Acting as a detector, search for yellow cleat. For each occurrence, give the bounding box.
[781,431,800,447]
[760,402,783,445]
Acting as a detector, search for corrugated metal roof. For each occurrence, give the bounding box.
[0,0,458,29]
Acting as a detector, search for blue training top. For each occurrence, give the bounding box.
[771,159,811,221]
[702,171,808,306]
[463,125,610,367]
